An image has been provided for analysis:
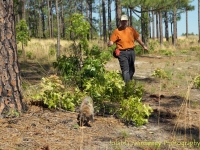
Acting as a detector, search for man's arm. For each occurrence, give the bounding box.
[136,37,148,51]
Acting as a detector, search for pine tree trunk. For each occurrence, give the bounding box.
[186,9,188,38]
[0,0,24,116]
[99,1,102,40]
[159,10,163,46]
[51,1,54,38]
[89,0,93,40]
[129,9,132,26]
[173,5,177,46]
[156,12,159,39]
[41,0,46,38]
[21,0,26,20]
[141,8,145,43]
[102,0,107,43]
[115,0,121,28]
[47,0,52,38]
[152,11,155,39]
[164,12,169,41]
[61,3,65,38]
[108,0,112,39]
[56,0,60,59]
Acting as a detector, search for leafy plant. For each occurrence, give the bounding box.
[67,13,90,58]
[180,50,188,54]
[134,45,144,55]
[119,130,129,139]
[194,75,200,89]
[16,19,30,61]
[80,57,105,79]
[32,75,76,111]
[118,96,153,126]
[148,40,159,51]
[49,47,56,56]
[17,49,23,56]
[152,68,170,79]
[190,46,198,51]
[124,80,144,98]
[159,49,174,56]
[53,55,79,80]
[26,51,33,59]
[83,71,152,126]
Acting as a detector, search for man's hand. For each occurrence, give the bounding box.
[107,41,113,47]
[142,45,148,51]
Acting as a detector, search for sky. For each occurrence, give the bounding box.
[177,0,198,36]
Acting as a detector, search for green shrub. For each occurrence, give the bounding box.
[32,75,83,111]
[158,49,174,56]
[26,51,33,59]
[194,75,200,89]
[49,47,56,56]
[118,96,153,126]
[134,45,144,55]
[148,40,159,51]
[190,46,199,51]
[53,55,79,80]
[152,68,170,79]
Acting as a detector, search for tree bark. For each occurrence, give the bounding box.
[164,12,169,41]
[21,0,26,20]
[173,5,177,46]
[159,10,163,46]
[102,0,107,43]
[99,1,102,40]
[108,0,112,39]
[88,0,93,40]
[115,0,121,28]
[156,12,159,39]
[47,0,52,38]
[186,9,188,38]
[129,9,132,26]
[55,0,60,59]
[0,0,24,116]
[152,11,155,39]
[61,2,65,38]
[51,1,54,38]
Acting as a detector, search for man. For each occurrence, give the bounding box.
[107,14,148,83]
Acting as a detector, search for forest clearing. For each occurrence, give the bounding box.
[0,36,200,150]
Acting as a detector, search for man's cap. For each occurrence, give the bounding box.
[121,15,128,21]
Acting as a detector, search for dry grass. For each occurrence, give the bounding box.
[17,38,106,64]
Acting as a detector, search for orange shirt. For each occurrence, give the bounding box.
[110,26,139,50]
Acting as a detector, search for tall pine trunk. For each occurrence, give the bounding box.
[56,0,60,60]
[102,0,107,43]
[0,0,24,116]
[47,0,52,38]
[186,9,188,38]
[115,0,121,28]
[152,11,155,39]
[159,10,163,46]
[108,0,112,39]
[156,12,159,39]
[164,12,169,42]
[173,5,177,46]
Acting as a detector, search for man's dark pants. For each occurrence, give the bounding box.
[118,49,135,83]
